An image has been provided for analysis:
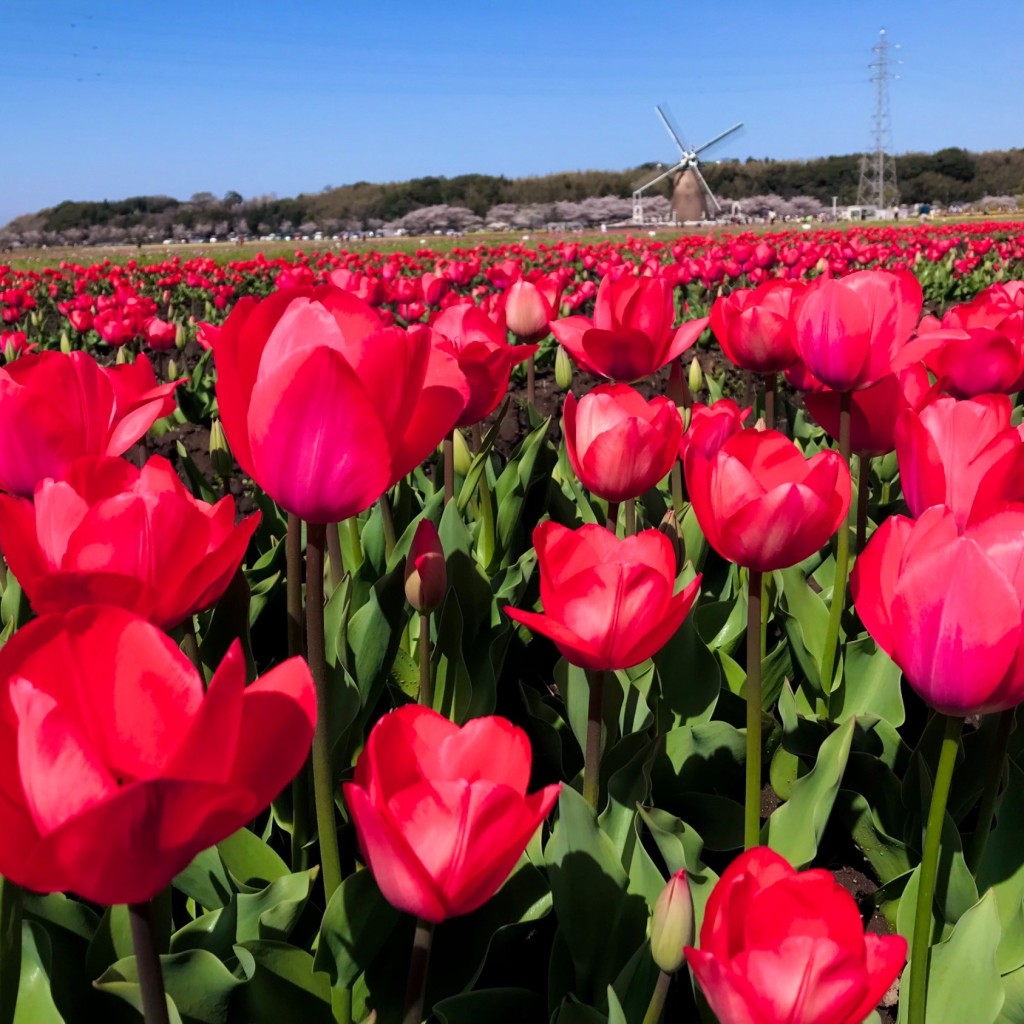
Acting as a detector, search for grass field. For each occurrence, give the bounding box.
[5,213,1023,272]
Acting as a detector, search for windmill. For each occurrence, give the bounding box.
[632,106,743,224]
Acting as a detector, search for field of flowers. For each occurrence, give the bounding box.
[0,219,1023,1024]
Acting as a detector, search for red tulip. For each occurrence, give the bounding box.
[433,303,534,426]
[68,308,93,333]
[709,279,804,374]
[685,428,851,572]
[793,269,922,391]
[679,399,751,463]
[0,351,179,498]
[343,705,559,923]
[895,393,1024,528]
[404,519,447,613]
[143,316,178,351]
[505,522,701,670]
[0,606,315,905]
[0,455,259,629]
[852,505,1024,715]
[563,384,682,502]
[551,274,708,382]
[803,364,932,456]
[212,286,469,523]
[685,847,906,1024]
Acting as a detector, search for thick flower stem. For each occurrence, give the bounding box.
[967,708,1015,874]
[378,493,397,562]
[402,918,435,1024]
[418,612,434,708]
[763,373,776,431]
[909,714,963,1024]
[606,502,620,534]
[179,622,202,675]
[819,391,852,692]
[744,568,763,850]
[128,900,171,1024]
[583,670,606,811]
[306,521,343,904]
[527,354,536,407]
[641,969,672,1024]
[856,455,871,554]
[670,462,684,514]
[624,499,637,536]
[286,513,310,873]
[444,435,455,504]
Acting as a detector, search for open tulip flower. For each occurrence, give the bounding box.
[685,847,906,1024]
[343,705,559,923]
[685,427,851,573]
[563,384,682,503]
[432,302,535,426]
[0,606,315,906]
[793,269,923,392]
[551,273,708,383]
[709,278,804,374]
[852,504,1024,716]
[679,398,751,463]
[0,350,180,498]
[505,522,701,671]
[895,393,1024,528]
[212,285,468,523]
[0,455,259,630]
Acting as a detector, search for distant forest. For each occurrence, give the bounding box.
[5,146,1023,244]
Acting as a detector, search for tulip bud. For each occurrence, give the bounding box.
[175,323,187,350]
[452,429,472,477]
[688,356,703,394]
[3,341,14,363]
[555,345,574,390]
[754,416,767,431]
[505,280,550,342]
[658,509,685,573]
[59,331,71,353]
[404,520,447,613]
[649,869,694,974]
[30,310,42,328]
[115,346,129,365]
[166,358,179,381]
[210,419,234,480]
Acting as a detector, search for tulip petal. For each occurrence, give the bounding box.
[685,949,770,1024]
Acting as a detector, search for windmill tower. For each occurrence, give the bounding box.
[632,106,743,225]
[856,28,900,211]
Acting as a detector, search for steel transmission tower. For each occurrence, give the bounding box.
[856,28,900,210]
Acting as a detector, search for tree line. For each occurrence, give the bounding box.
[4,147,1022,244]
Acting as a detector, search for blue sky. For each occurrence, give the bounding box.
[2,0,1022,224]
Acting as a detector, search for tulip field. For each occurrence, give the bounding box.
[2,219,1024,1024]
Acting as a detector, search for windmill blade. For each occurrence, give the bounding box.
[637,160,688,192]
[655,104,688,155]
[692,165,722,212]
[694,122,743,156]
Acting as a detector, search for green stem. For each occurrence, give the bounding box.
[908,715,963,1024]
[326,523,344,589]
[745,568,763,850]
[670,461,684,514]
[378,492,397,562]
[856,455,870,554]
[526,354,536,408]
[583,670,605,811]
[128,900,171,1024]
[418,611,434,708]
[286,513,310,874]
[402,918,435,1024]
[606,502,620,534]
[967,708,1015,874]
[179,621,202,675]
[306,521,343,904]
[444,435,454,504]
[819,391,852,693]
[641,970,672,1024]
[624,498,637,536]
[763,373,776,431]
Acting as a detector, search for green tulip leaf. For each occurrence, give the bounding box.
[767,717,855,866]
[232,942,331,1023]
[830,636,905,727]
[0,879,22,1024]
[13,923,64,1024]
[434,988,546,1024]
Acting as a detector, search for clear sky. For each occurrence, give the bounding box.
[2,0,1022,224]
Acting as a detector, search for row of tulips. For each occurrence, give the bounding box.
[0,235,1022,1024]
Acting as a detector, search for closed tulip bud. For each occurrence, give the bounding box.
[210,418,234,480]
[175,322,187,349]
[555,344,574,389]
[115,346,129,365]
[453,428,472,476]
[3,341,14,363]
[59,331,71,353]
[404,520,447,613]
[166,358,179,381]
[688,355,703,393]
[650,869,694,973]
[30,310,41,328]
